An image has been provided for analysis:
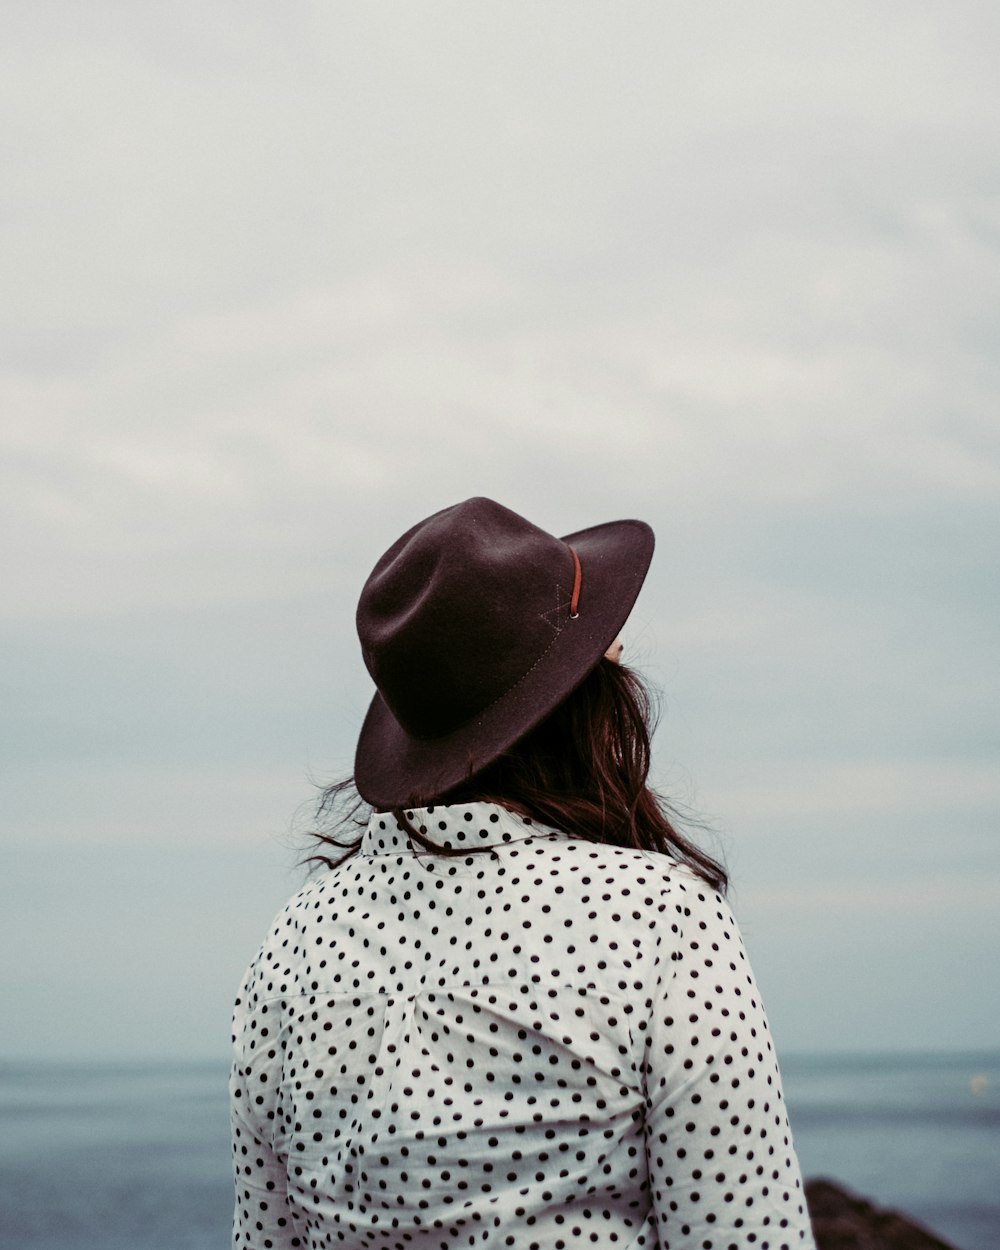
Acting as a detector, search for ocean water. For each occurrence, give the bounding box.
[0,1052,996,1250]
[781,1051,1000,1250]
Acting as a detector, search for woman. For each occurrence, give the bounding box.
[231,497,816,1249]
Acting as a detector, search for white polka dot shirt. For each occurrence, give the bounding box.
[231,802,815,1249]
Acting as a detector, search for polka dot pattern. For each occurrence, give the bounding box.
[231,802,814,1249]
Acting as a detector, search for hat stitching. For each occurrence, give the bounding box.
[538,580,571,634]
[464,612,575,728]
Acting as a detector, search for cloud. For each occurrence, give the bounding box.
[2,0,999,1055]
[749,872,1000,921]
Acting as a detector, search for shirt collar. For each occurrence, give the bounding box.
[361,800,564,857]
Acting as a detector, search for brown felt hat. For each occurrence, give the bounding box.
[354,497,654,809]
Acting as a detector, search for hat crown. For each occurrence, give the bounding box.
[357,498,578,739]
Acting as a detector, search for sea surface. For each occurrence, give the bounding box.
[0,1051,996,1249]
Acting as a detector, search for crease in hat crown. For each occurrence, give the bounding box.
[353,496,654,808]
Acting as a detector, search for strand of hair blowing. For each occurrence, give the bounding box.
[308,660,727,894]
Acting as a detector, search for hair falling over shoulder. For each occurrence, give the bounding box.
[308,659,728,894]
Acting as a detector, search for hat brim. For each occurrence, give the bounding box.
[354,517,654,809]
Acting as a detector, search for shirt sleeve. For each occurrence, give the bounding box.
[230,961,301,1250]
[641,875,816,1250]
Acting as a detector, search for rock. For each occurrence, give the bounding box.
[805,1178,962,1250]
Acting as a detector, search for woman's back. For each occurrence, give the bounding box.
[232,803,812,1249]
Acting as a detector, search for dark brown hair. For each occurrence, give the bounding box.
[308,659,727,893]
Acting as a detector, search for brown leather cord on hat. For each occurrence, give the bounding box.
[567,545,582,618]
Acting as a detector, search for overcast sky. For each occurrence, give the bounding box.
[3,1,998,1061]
